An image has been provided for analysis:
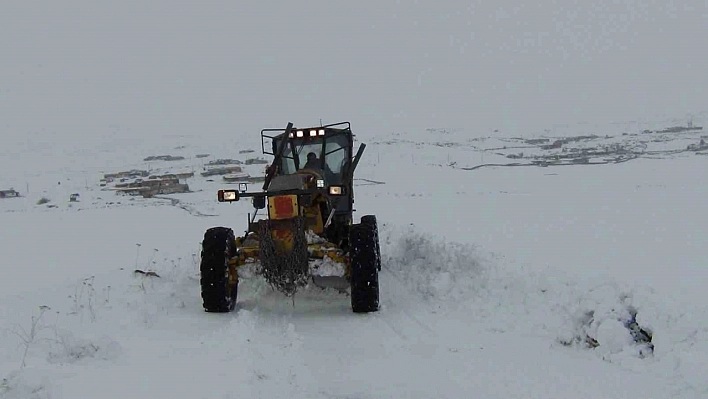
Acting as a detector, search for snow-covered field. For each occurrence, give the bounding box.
[2,117,707,398]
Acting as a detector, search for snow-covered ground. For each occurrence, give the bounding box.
[2,117,707,398]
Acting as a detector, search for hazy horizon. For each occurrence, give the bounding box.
[2,1,706,142]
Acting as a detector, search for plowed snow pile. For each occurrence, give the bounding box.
[381,227,489,301]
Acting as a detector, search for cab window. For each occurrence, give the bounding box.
[322,136,349,184]
[275,134,350,183]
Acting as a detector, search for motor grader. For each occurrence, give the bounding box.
[200,122,380,313]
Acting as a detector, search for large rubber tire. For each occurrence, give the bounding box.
[361,215,381,271]
[200,227,237,312]
[349,223,380,313]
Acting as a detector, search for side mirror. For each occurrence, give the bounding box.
[252,195,266,209]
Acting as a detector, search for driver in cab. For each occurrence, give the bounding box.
[303,152,321,171]
[303,152,336,183]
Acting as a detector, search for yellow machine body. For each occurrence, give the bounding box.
[228,189,350,281]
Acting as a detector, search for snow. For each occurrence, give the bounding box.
[2,119,707,398]
[309,256,346,277]
[2,3,708,397]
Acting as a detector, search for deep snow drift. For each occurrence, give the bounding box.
[2,119,708,398]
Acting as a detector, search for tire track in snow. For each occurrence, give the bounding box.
[376,267,437,341]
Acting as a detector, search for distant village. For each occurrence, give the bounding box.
[3,121,704,203]
[96,153,269,199]
[0,149,273,206]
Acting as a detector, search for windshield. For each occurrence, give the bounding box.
[276,134,350,184]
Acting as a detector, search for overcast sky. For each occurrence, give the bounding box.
[1,1,706,142]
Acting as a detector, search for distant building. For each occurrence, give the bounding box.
[245,158,269,165]
[114,178,190,198]
[104,170,149,180]
[207,159,242,166]
[0,189,19,198]
[143,155,186,162]
[541,140,564,150]
[148,172,194,181]
[201,166,243,177]
[223,172,251,182]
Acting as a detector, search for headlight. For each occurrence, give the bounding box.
[318,129,325,136]
[218,189,239,202]
[296,130,304,137]
[316,179,325,188]
[328,185,345,196]
[309,130,317,137]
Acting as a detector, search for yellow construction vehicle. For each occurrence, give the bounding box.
[200,122,380,313]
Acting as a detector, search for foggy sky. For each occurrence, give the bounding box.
[2,1,706,141]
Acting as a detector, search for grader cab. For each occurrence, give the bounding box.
[200,122,380,313]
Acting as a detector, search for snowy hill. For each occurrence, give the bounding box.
[2,118,707,398]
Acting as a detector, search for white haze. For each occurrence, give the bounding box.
[2,1,707,144]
